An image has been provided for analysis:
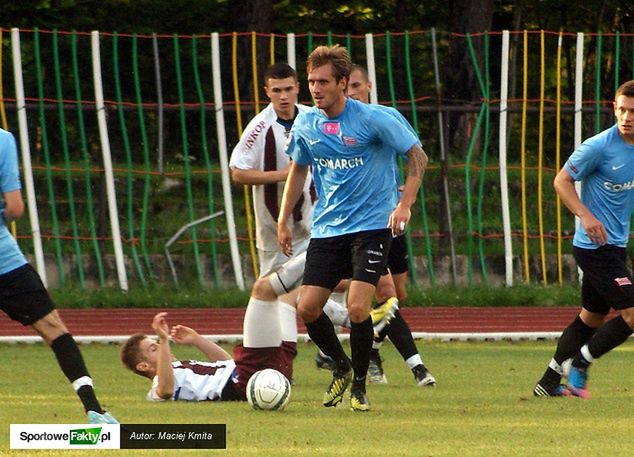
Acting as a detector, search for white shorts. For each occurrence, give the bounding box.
[258,238,309,278]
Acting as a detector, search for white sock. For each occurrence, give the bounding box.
[405,354,423,370]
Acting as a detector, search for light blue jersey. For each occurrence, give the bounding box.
[565,124,634,249]
[287,98,419,238]
[0,129,27,275]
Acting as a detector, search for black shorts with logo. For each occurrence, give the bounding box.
[573,245,634,313]
[302,229,393,290]
[387,234,409,275]
[0,264,55,325]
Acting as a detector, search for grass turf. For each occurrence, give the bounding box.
[0,340,632,456]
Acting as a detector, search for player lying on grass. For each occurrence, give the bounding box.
[120,304,296,402]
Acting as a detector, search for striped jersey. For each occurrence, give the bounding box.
[230,103,314,251]
[147,359,236,401]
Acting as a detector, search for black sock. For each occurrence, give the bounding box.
[350,317,373,391]
[578,315,634,364]
[51,333,102,413]
[386,310,418,361]
[553,315,597,364]
[541,315,597,386]
[305,312,349,369]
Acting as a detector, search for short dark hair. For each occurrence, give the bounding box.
[306,44,351,83]
[615,80,634,99]
[264,63,297,85]
[351,64,369,82]
[120,333,150,378]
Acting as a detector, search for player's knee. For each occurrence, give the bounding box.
[375,285,395,304]
[252,278,277,301]
[297,301,321,323]
[620,307,634,329]
[347,302,370,324]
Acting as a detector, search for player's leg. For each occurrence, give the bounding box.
[1,265,116,423]
[346,229,392,412]
[565,247,634,398]
[300,236,355,408]
[315,279,348,370]
[346,280,376,411]
[533,275,606,397]
[379,310,436,386]
[33,312,116,423]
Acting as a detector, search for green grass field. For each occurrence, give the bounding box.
[1,340,633,457]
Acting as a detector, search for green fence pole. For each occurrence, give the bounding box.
[464,32,491,285]
[614,31,620,92]
[476,31,490,284]
[595,31,602,133]
[132,33,156,281]
[404,30,434,286]
[53,30,85,287]
[34,28,65,285]
[192,36,221,287]
[71,31,106,287]
[385,31,417,284]
[112,32,147,287]
[173,34,205,285]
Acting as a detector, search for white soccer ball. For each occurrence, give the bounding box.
[246,368,291,411]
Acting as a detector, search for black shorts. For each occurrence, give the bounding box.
[0,264,55,325]
[387,234,409,275]
[302,229,393,290]
[573,245,634,313]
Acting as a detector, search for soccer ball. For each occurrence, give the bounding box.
[246,368,291,411]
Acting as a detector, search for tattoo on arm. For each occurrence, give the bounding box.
[406,144,427,178]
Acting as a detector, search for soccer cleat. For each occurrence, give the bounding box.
[533,382,567,397]
[371,297,399,335]
[315,352,335,371]
[349,388,370,412]
[566,365,591,399]
[412,364,436,387]
[323,366,352,407]
[368,355,388,384]
[87,410,119,424]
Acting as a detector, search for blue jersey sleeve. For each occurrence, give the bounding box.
[369,107,419,159]
[0,130,21,195]
[564,134,604,181]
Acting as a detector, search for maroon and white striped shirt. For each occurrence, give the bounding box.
[147,359,236,401]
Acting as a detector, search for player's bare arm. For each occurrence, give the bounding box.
[389,144,428,235]
[277,162,309,255]
[171,324,231,362]
[230,164,290,185]
[152,313,176,399]
[2,189,24,222]
[553,167,607,246]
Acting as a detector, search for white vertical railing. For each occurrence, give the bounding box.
[91,30,128,291]
[10,28,47,286]
[499,30,513,286]
[211,32,245,290]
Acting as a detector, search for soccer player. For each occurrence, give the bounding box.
[0,127,117,424]
[278,45,428,411]
[346,64,436,387]
[120,301,297,402]
[230,62,313,328]
[533,80,634,398]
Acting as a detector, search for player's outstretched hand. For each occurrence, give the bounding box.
[170,324,199,345]
[151,312,171,340]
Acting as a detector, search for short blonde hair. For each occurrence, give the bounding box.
[306,44,352,83]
